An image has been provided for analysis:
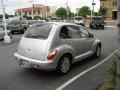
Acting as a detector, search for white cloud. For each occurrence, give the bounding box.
[0,0,100,14]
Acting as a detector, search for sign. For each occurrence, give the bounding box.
[92,3,96,5]
[76,8,79,12]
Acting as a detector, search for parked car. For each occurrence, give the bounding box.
[28,20,45,26]
[74,16,85,26]
[89,16,105,30]
[7,19,29,34]
[50,17,58,22]
[0,25,12,40]
[14,22,101,75]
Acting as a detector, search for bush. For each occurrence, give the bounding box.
[108,60,117,75]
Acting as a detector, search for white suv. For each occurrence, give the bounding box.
[74,16,85,26]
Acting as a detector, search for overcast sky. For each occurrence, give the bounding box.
[0,0,100,15]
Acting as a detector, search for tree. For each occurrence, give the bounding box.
[99,6,107,16]
[55,7,68,19]
[94,12,99,16]
[78,6,91,18]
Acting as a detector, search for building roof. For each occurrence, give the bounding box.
[16,8,32,12]
[16,4,50,13]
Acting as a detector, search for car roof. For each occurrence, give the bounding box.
[32,22,76,27]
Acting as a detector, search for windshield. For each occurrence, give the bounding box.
[75,17,83,20]
[24,24,53,39]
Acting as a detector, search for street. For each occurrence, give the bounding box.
[0,27,118,90]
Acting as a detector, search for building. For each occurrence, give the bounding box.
[15,4,56,19]
[100,0,117,19]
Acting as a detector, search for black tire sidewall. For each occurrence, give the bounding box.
[56,55,71,75]
[94,45,101,58]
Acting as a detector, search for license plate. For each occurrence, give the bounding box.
[20,59,30,67]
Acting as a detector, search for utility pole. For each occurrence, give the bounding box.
[1,0,11,43]
[66,0,69,21]
[44,0,47,18]
[20,8,23,18]
[29,0,34,20]
[92,0,95,16]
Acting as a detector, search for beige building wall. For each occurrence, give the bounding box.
[100,0,117,19]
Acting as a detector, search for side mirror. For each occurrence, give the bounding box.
[89,33,94,38]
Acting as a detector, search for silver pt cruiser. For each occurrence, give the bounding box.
[14,22,101,75]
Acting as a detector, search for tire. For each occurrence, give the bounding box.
[23,27,26,33]
[102,26,104,30]
[12,31,14,34]
[94,45,101,58]
[56,55,71,75]
[21,28,26,34]
[90,25,93,29]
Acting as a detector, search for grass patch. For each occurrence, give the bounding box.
[98,60,117,90]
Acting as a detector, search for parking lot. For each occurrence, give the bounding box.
[0,24,118,90]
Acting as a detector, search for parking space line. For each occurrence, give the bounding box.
[56,52,115,90]
[0,44,18,49]
[85,25,116,28]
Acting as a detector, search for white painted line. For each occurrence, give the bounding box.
[56,53,114,90]
[85,25,116,28]
[0,44,18,49]
[106,26,116,28]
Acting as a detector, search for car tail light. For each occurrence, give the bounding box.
[47,50,57,60]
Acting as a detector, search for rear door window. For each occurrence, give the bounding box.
[24,24,52,39]
[68,25,80,38]
[59,25,80,39]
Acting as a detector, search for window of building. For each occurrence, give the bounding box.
[109,1,110,6]
[29,12,31,15]
[113,2,114,6]
[102,3,104,7]
[115,1,117,6]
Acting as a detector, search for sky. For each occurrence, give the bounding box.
[0,0,100,15]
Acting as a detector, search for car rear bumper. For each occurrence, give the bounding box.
[14,53,57,71]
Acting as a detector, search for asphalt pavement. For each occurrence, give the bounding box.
[0,34,22,47]
[0,27,118,90]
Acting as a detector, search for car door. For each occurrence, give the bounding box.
[59,25,82,58]
[67,25,86,57]
[79,27,95,53]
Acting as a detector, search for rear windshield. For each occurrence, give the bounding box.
[51,18,57,20]
[8,20,20,25]
[24,24,52,39]
[92,17,103,20]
